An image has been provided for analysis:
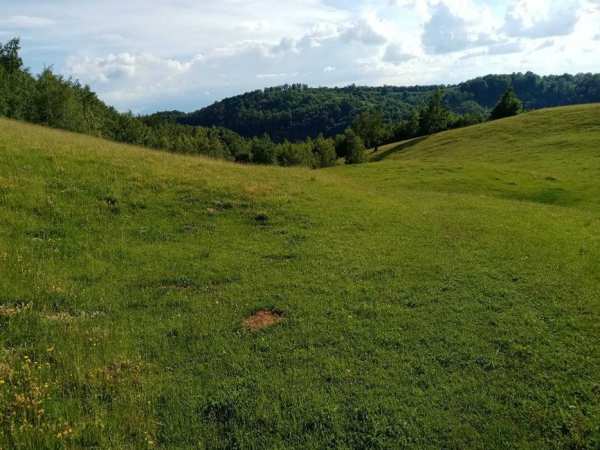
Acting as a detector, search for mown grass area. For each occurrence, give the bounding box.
[0,105,599,449]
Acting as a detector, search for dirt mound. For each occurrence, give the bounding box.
[243,309,283,331]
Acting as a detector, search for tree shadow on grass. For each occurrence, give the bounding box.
[371,136,428,162]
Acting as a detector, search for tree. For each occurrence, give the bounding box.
[393,109,420,141]
[352,110,384,150]
[251,135,278,164]
[0,38,23,73]
[312,135,337,167]
[278,139,314,167]
[447,100,486,128]
[0,65,7,116]
[490,87,523,120]
[419,89,450,135]
[33,68,86,131]
[338,129,367,165]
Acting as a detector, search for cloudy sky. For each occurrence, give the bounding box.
[2,0,599,113]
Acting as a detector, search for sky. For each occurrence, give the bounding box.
[2,0,600,113]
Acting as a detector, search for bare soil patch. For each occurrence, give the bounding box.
[243,309,284,331]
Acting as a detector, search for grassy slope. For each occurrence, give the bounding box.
[0,105,599,449]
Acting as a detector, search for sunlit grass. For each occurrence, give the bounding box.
[1,106,599,448]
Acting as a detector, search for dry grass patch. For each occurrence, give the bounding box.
[0,303,32,318]
[243,309,284,331]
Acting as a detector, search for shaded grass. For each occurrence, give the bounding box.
[0,106,600,448]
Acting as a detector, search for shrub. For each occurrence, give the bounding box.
[490,87,523,120]
[312,136,337,167]
[339,129,367,165]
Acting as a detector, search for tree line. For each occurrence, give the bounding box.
[0,38,349,167]
[0,37,536,168]
[177,72,600,143]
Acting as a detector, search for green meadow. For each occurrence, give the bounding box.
[1,104,599,449]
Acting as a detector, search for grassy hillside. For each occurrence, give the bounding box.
[1,105,599,449]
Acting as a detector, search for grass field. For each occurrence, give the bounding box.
[1,105,599,449]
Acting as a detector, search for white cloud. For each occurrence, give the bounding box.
[340,19,387,45]
[3,0,599,112]
[67,53,198,84]
[421,2,496,54]
[383,43,415,64]
[504,0,582,38]
[65,19,392,110]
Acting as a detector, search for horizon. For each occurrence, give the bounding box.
[3,0,600,113]
[140,70,600,115]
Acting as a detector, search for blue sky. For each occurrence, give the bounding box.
[2,0,599,113]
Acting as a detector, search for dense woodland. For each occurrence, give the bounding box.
[178,73,600,141]
[2,37,600,168]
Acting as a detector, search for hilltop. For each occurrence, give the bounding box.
[1,105,599,448]
[171,72,600,141]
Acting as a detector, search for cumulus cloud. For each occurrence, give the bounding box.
[4,0,599,112]
[67,53,198,84]
[382,44,415,64]
[421,2,495,54]
[65,19,391,110]
[504,0,582,38]
[340,20,387,45]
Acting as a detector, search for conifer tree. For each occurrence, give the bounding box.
[490,87,523,120]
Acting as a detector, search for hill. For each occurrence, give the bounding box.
[174,72,600,141]
[1,105,599,448]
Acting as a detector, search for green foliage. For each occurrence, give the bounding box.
[250,135,278,164]
[179,84,418,141]
[339,128,367,164]
[278,139,315,167]
[0,38,23,73]
[175,71,600,142]
[312,135,337,167]
[0,38,333,168]
[0,66,7,117]
[490,87,523,120]
[419,89,450,135]
[32,69,86,131]
[2,38,600,169]
[352,110,385,149]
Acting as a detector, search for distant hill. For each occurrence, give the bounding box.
[171,72,600,141]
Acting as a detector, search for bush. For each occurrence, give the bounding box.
[251,136,278,164]
[312,136,337,167]
[490,87,523,120]
[338,129,367,165]
[278,140,315,167]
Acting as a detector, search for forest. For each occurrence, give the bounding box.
[177,73,600,141]
[2,37,600,167]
